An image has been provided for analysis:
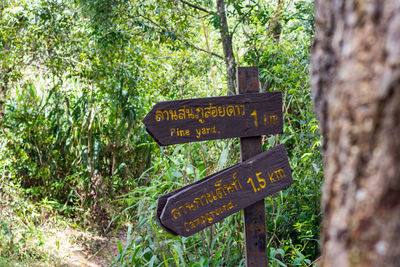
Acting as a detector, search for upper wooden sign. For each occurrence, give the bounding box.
[142,92,283,146]
[157,144,292,237]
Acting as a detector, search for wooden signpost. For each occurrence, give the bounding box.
[142,92,283,146]
[238,67,268,266]
[157,145,292,237]
[143,67,291,266]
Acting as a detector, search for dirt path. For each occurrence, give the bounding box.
[40,225,128,267]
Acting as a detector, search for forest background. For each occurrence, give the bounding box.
[0,0,320,266]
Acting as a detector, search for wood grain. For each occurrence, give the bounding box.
[142,92,282,146]
[157,145,292,237]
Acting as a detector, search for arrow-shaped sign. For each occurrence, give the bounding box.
[143,92,283,146]
[156,164,238,235]
[157,144,292,237]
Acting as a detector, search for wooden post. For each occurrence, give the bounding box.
[238,67,268,266]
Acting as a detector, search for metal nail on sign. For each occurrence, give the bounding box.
[157,144,293,237]
[142,92,283,146]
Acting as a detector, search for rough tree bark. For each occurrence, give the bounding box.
[216,0,236,95]
[312,1,400,266]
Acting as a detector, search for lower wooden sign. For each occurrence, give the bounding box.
[156,164,238,235]
[157,144,293,237]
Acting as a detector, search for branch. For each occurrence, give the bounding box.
[138,14,223,60]
[178,0,213,15]
[231,4,256,36]
[184,41,224,59]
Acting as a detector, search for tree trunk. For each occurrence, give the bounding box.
[216,0,236,95]
[312,1,400,266]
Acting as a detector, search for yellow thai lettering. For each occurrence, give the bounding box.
[155,110,164,121]
[157,103,246,124]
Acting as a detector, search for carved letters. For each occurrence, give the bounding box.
[143,92,283,146]
[157,145,293,237]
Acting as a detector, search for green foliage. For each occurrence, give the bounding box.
[0,174,63,266]
[106,141,247,266]
[1,0,214,219]
[0,0,320,265]
[103,0,321,265]
[2,75,149,213]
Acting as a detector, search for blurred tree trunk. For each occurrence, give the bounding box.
[312,1,400,266]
